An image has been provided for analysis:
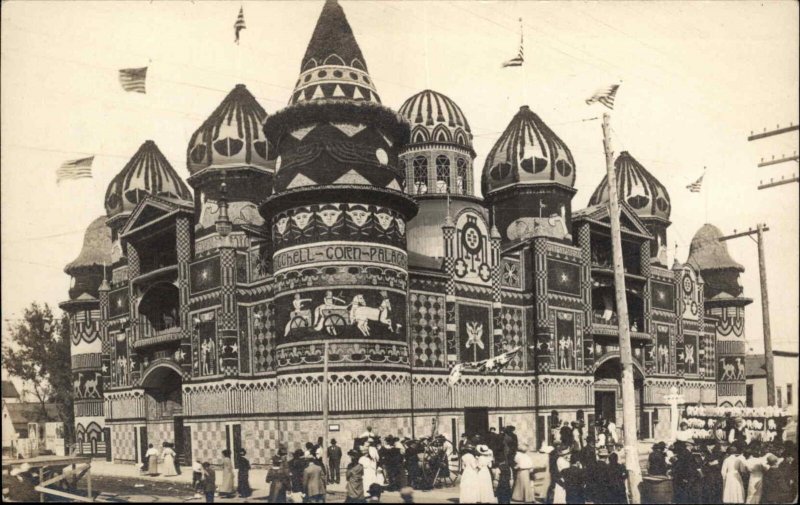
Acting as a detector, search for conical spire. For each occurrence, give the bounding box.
[289,0,380,105]
[302,0,366,73]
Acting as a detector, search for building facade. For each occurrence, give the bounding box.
[62,0,751,464]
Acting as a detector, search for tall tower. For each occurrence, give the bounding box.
[261,0,417,424]
[589,151,672,266]
[481,106,576,244]
[687,224,751,406]
[60,216,112,456]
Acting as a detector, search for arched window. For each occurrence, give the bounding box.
[412,156,428,194]
[456,157,469,195]
[435,155,450,193]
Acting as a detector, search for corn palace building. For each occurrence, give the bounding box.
[61,0,752,465]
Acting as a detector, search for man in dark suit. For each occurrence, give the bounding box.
[327,438,342,484]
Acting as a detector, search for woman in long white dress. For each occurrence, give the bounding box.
[721,445,748,504]
[161,443,178,477]
[552,447,571,505]
[745,450,778,504]
[145,444,160,476]
[359,447,378,496]
[475,444,496,504]
[460,447,480,504]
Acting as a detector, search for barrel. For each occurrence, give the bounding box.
[640,475,673,504]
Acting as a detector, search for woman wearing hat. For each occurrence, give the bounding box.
[345,449,366,503]
[721,444,748,503]
[459,444,480,504]
[266,455,290,503]
[552,445,572,504]
[744,443,779,504]
[359,442,379,497]
[219,449,235,498]
[511,444,535,502]
[237,448,252,498]
[475,444,496,503]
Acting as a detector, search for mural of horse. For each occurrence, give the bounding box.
[349,294,393,336]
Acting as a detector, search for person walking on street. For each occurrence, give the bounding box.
[303,456,327,503]
[237,448,252,498]
[346,449,366,503]
[219,449,235,498]
[266,455,290,504]
[289,449,308,504]
[722,444,748,504]
[700,441,724,504]
[459,444,480,504]
[201,462,216,503]
[648,442,669,476]
[511,445,535,503]
[162,442,178,477]
[145,444,160,476]
[328,438,343,484]
[606,452,628,504]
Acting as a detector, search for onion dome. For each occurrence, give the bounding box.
[187,84,276,176]
[481,106,576,196]
[105,140,192,222]
[399,90,472,149]
[686,224,744,272]
[289,0,379,105]
[687,223,746,300]
[64,216,113,276]
[588,151,671,221]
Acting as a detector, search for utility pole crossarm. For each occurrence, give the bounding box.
[719,227,768,242]
[757,154,799,168]
[748,124,799,141]
[759,176,799,190]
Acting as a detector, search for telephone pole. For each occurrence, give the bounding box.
[719,224,774,405]
[601,113,643,503]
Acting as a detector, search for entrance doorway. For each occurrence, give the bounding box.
[593,357,645,439]
[141,363,185,461]
[464,408,489,437]
[595,391,616,422]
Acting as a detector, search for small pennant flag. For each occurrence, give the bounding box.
[234,7,246,44]
[448,363,465,387]
[56,156,94,184]
[686,173,704,192]
[585,84,620,110]
[502,18,524,67]
[478,346,522,372]
[118,67,147,94]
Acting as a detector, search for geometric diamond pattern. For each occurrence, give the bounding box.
[494,307,524,370]
[409,292,446,368]
[251,302,276,373]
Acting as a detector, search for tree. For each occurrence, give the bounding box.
[2,302,74,444]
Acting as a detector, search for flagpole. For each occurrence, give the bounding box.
[703,166,708,223]
[520,17,526,106]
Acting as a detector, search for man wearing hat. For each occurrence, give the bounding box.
[5,463,38,503]
[648,442,669,476]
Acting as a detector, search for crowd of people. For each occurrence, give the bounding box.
[647,437,798,504]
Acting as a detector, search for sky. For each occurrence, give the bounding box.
[2,0,798,358]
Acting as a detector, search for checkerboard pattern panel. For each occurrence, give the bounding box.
[188,421,228,464]
[252,302,276,372]
[111,424,137,462]
[494,307,524,370]
[409,292,447,368]
[146,421,175,450]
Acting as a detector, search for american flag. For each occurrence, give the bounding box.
[585,84,620,110]
[118,67,147,94]
[686,173,704,192]
[234,7,246,44]
[56,156,94,184]
[502,18,524,67]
